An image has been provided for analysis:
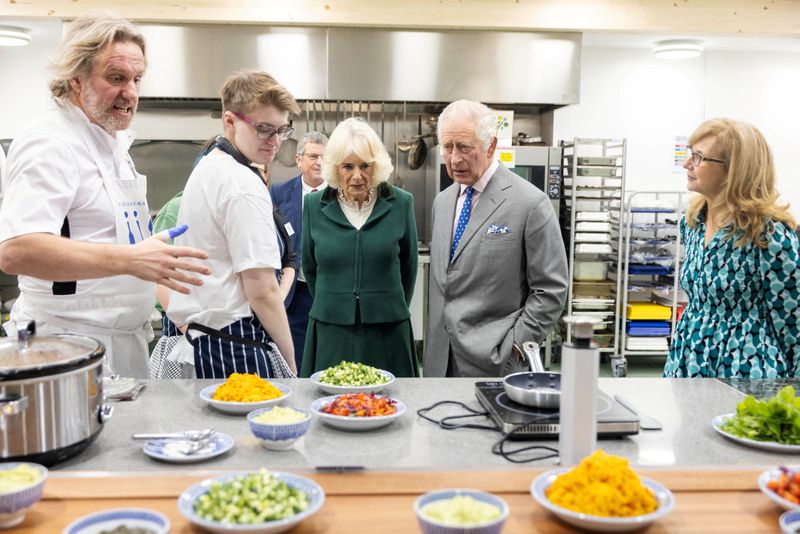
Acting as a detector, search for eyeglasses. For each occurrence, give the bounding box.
[231,111,294,141]
[687,148,726,167]
[302,153,323,162]
[339,162,373,173]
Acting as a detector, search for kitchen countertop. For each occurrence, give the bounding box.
[54,377,781,473]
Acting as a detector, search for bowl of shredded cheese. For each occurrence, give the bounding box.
[200,373,291,415]
[530,450,674,532]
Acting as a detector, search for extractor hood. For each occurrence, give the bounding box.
[137,25,581,108]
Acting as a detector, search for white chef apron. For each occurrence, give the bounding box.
[7,107,155,378]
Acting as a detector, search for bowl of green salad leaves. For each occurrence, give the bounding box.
[310,361,394,395]
[178,469,324,534]
[712,385,800,452]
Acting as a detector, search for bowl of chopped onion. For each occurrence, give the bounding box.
[414,488,509,534]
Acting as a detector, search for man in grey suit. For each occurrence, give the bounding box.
[425,100,568,377]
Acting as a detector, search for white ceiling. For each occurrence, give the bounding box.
[3,18,799,54]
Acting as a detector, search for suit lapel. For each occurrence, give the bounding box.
[290,176,303,234]
[451,167,509,263]
[433,184,460,276]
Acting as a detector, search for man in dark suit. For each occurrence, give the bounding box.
[269,131,328,370]
[425,100,568,377]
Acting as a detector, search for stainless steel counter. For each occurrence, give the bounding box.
[51,378,783,473]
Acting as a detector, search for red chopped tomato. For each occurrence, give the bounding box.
[321,393,397,417]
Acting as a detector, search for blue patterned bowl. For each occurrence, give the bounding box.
[781,510,800,534]
[64,508,170,534]
[247,407,311,450]
[413,488,509,534]
[0,462,48,529]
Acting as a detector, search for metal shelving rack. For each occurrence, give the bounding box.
[615,191,687,377]
[560,139,626,358]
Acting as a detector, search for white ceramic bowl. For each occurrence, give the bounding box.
[413,488,509,534]
[200,382,291,415]
[0,462,48,529]
[310,394,406,431]
[759,468,800,511]
[247,407,312,450]
[310,369,395,395]
[530,468,675,533]
[63,508,170,534]
[178,471,325,534]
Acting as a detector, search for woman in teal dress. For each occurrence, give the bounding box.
[664,118,799,378]
[300,118,419,377]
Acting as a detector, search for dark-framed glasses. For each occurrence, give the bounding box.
[231,111,294,141]
[339,162,373,173]
[687,148,726,167]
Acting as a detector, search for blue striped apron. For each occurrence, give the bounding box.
[187,315,276,379]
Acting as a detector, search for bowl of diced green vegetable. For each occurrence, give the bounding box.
[310,361,395,395]
[177,469,324,534]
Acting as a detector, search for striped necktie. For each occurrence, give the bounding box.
[450,186,474,261]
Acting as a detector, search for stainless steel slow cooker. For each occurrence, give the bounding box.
[0,321,112,466]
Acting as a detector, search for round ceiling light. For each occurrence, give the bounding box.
[0,26,31,47]
[653,39,703,60]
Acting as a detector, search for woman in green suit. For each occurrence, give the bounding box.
[300,117,419,377]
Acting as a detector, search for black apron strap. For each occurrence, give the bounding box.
[184,322,271,351]
[52,216,77,295]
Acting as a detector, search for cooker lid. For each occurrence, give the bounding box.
[0,322,104,379]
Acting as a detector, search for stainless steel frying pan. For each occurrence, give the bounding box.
[502,341,561,409]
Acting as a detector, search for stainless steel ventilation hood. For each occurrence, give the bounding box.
[137,25,581,107]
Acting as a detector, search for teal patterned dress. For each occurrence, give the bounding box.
[664,212,800,378]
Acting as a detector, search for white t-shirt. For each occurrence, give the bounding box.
[0,101,139,298]
[167,152,281,331]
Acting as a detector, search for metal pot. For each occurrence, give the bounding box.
[502,341,561,409]
[514,133,545,146]
[0,321,112,466]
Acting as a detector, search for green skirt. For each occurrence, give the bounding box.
[300,318,419,378]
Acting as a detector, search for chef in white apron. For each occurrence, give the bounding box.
[0,15,210,378]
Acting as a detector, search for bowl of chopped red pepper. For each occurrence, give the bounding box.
[759,467,800,511]
[310,393,406,431]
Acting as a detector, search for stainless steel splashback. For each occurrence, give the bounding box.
[137,24,580,105]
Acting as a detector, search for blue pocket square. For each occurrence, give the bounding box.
[487,224,510,234]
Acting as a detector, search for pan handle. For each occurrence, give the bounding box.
[513,341,543,373]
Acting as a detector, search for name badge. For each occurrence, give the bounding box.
[284,222,295,236]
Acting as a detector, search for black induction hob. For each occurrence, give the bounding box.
[475,381,640,439]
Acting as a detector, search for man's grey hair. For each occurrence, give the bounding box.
[296,131,328,156]
[48,14,146,101]
[437,100,497,149]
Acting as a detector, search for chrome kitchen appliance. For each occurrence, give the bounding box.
[475,381,639,439]
[0,322,112,466]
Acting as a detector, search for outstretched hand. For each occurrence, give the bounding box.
[129,225,210,294]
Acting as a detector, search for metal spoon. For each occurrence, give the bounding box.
[614,395,663,431]
[132,429,216,441]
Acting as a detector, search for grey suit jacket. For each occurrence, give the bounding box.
[424,164,568,377]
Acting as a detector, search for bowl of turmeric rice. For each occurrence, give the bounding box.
[200,373,292,415]
[530,450,675,533]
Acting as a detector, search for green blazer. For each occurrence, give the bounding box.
[301,182,418,325]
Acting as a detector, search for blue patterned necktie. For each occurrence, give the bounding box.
[450,186,474,261]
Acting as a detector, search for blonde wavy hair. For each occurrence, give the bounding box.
[685,118,796,248]
[48,14,146,101]
[322,118,393,188]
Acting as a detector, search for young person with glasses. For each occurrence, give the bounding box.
[664,118,800,378]
[167,69,300,379]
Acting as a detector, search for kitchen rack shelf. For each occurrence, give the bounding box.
[559,138,627,365]
[615,191,687,377]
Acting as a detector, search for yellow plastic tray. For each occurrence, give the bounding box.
[626,303,672,320]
